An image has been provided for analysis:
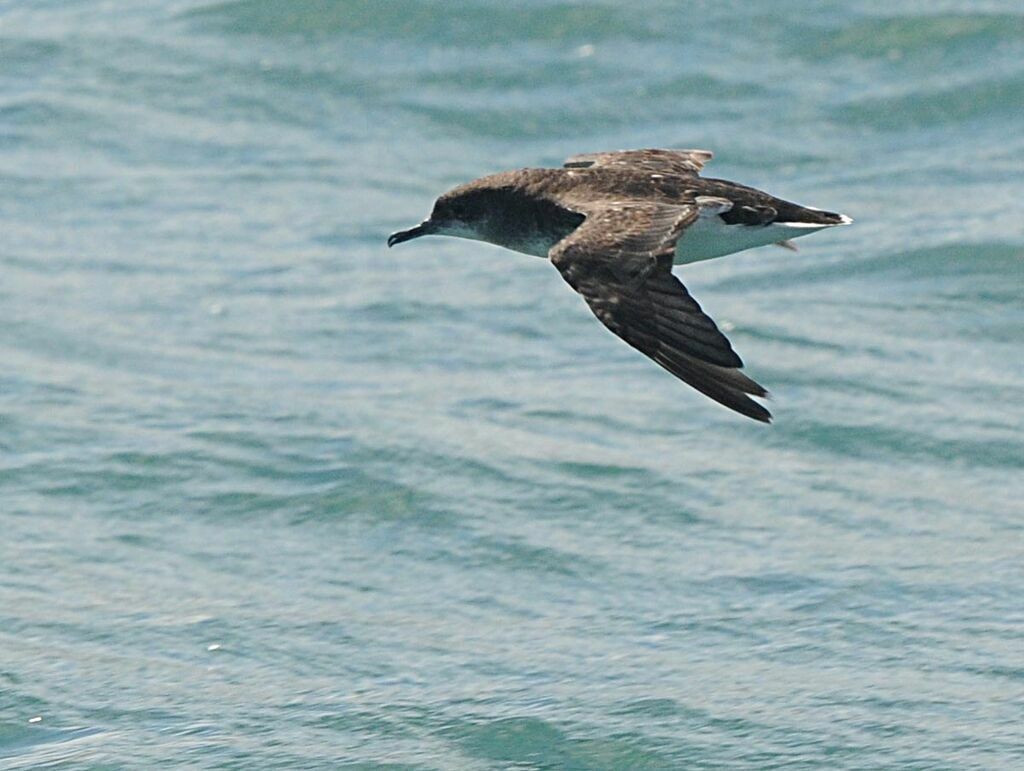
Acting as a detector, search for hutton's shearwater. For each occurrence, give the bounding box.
[388,149,852,422]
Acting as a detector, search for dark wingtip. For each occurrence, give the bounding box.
[732,392,772,423]
[740,383,772,423]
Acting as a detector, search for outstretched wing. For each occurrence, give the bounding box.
[549,201,770,422]
[563,148,713,176]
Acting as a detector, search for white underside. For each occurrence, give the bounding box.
[673,215,845,265]
[436,211,851,262]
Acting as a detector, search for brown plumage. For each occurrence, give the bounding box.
[388,148,852,422]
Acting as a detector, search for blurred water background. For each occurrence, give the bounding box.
[2,1,1023,768]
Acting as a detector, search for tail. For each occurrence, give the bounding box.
[776,204,852,227]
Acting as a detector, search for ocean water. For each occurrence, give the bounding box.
[2,0,1023,767]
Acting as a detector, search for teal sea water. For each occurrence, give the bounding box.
[2,1,1023,767]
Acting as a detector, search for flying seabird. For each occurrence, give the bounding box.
[388,148,851,422]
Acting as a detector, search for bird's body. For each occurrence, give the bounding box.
[388,149,851,422]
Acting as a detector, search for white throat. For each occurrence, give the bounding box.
[435,221,558,258]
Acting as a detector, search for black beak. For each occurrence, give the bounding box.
[387,220,433,248]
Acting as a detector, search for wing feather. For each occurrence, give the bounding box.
[549,200,771,422]
[563,148,713,176]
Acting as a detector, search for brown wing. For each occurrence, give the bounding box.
[549,201,771,423]
[562,148,713,176]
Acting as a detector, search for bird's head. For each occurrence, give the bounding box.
[387,184,500,248]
